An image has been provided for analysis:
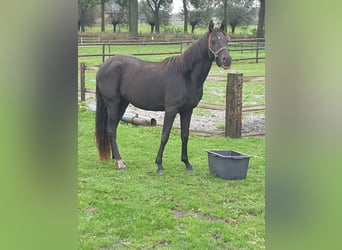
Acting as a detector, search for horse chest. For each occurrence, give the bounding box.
[182,87,203,109]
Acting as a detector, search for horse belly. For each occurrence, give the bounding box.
[120,76,165,111]
[128,94,165,111]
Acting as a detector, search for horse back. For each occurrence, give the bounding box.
[96,55,205,112]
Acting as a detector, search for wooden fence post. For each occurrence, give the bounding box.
[80,63,86,102]
[102,44,105,62]
[225,72,243,138]
[256,40,259,63]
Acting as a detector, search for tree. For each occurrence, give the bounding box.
[105,0,133,34]
[257,0,265,37]
[145,0,172,34]
[105,0,127,32]
[188,11,200,34]
[78,0,99,32]
[140,0,171,34]
[129,0,138,36]
[140,1,155,33]
[223,0,228,33]
[182,0,188,33]
[217,0,257,34]
[111,11,125,32]
[179,0,211,33]
[100,0,108,32]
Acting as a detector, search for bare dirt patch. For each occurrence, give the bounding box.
[85,93,264,137]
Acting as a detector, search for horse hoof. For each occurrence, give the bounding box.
[186,166,195,172]
[116,159,127,171]
[117,167,126,171]
[157,169,165,175]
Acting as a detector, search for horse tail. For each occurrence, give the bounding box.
[95,85,111,161]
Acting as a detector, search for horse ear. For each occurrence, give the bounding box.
[220,20,227,32]
[208,19,214,32]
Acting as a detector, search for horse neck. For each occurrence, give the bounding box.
[181,33,213,87]
[181,33,211,66]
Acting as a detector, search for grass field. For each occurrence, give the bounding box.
[78,42,265,68]
[78,107,265,249]
[80,24,258,38]
[78,34,265,249]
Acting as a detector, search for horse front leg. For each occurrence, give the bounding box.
[180,109,194,171]
[155,110,177,174]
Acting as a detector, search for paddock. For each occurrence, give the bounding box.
[78,38,265,249]
[79,63,265,137]
[78,39,265,137]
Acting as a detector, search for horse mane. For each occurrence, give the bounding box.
[160,32,210,73]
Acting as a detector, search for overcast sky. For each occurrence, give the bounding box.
[172,0,183,14]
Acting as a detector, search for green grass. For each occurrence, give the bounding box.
[78,42,265,70]
[78,108,265,249]
[80,24,258,37]
[200,79,265,107]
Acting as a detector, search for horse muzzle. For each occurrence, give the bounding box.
[216,53,232,70]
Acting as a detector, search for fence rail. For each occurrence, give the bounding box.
[78,38,265,63]
[79,63,265,137]
[78,35,265,44]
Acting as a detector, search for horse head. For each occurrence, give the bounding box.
[208,20,232,69]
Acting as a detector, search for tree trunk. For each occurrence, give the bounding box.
[113,23,118,33]
[230,20,238,34]
[101,0,105,32]
[257,0,265,37]
[190,20,198,34]
[155,9,160,33]
[183,0,188,33]
[223,0,228,33]
[80,13,85,32]
[191,24,195,34]
[149,22,155,34]
[129,0,138,36]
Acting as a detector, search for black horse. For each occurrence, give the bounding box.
[95,20,232,174]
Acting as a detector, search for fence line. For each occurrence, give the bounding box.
[78,36,265,44]
[79,63,265,137]
[78,38,265,63]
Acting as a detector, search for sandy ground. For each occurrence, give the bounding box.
[85,93,265,137]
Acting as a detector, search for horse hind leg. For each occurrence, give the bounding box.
[180,110,194,171]
[106,97,129,170]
